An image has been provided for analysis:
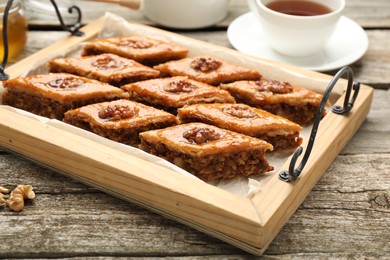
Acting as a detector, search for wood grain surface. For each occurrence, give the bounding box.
[1,0,389,258]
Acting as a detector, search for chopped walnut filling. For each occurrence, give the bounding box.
[183,127,223,144]
[92,55,125,70]
[163,79,197,93]
[118,38,154,49]
[255,80,294,94]
[190,57,222,73]
[223,104,257,119]
[47,77,84,89]
[98,105,136,121]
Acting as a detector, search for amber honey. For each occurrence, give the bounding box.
[0,0,27,61]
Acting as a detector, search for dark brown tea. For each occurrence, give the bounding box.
[266,0,332,16]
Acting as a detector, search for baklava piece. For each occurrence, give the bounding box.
[63,99,179,146]
[48,53,160,86]
[220,79,326,125]
[178,103,303,150]
[2,73,129,120]
[121,76,235,114]
[139,123,274,181]
[82,36,188,65]
[153,56,262,86]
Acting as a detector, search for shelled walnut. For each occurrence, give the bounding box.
[0,186,10,207]
[6,185,36,212]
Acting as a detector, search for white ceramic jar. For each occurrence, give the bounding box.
[130,0,230,29]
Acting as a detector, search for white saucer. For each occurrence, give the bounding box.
[227,13,368,72]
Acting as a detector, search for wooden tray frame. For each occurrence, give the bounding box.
[0,17,373,255]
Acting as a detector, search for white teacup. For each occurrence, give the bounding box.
[127,0,229,29]
[247,0,345,57]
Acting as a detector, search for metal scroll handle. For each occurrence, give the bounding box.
[279,66,360,182]
[0,0,84,80]
[49,0,84,37]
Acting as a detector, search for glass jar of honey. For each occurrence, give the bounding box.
[0,0,27,61]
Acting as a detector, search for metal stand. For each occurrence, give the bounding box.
[0,0,84,80]
[279,66,360,182]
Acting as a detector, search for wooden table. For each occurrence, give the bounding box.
[1,0,389,258]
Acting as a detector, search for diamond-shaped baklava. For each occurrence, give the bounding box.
[63,99,179,146]
[153,56,262,86]
[178,103,303,150]
[139,122,274,181]
[121,76,235,114]
[82,36,188,65]
[2,73,129,120]
[48,53,160,86]
[220,79,326,125]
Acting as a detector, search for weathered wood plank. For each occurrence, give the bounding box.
[1,152,389,258]
[342,89,390,154]
[2,5,390,257]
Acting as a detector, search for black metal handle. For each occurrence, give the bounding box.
[50,0,84,37]
[279,66,360,182]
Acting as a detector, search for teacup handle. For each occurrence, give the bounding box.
[246,0,263,22]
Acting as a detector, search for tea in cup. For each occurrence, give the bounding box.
[247,0,345,57]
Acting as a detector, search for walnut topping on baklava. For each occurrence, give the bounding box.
[91,55,125,70]
[163,79,198,93]
[190,57,222,72]
[183,126,224,144]
[117,38,154,49]
[222,104,257,119]
[255,80,293,94]
[47,77,84,89]
[98,104,137,121]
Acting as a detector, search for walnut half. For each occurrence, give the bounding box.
[255,80,294,94]
[48,77,84,89]
[190,57,222,73]
[223,104,257,119]
[98,105,137,121]
[6,185,35,212]
[183,126,223,144]
[163,79,197,93]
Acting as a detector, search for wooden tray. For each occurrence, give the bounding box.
[0,14,373,255]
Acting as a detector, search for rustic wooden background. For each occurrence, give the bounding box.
[1,0,389,258]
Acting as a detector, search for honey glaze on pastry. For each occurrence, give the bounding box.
[63,99,179,146]
[2,73,129,120]
[48,53,160,86]
[178,103,303,150]
[139,122,274,181]
[121,76,235,114]
[82,36,189,65]
[220,79,327,125]
[153,55,262,86]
